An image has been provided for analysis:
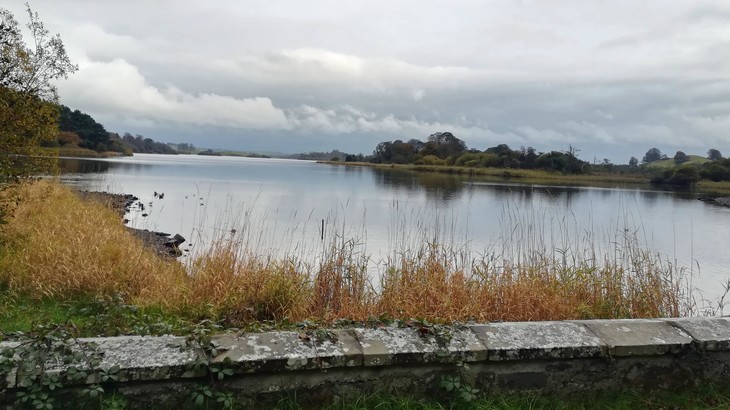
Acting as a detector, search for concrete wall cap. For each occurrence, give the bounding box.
[663,317,730,351]
[353,326,486,366]
[578,319,693,356]
[470,321,606,361]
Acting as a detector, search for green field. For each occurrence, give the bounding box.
[646,155,709,168]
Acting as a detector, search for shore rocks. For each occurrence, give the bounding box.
[127,229,186,258]
[698,196,730,207]
[80,190,186,258]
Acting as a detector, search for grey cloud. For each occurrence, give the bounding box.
[4,0,730,161]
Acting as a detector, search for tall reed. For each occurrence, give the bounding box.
[0,180,693,327]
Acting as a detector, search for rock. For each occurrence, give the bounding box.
[164,234,186,248]
[128,228,186,258]
[698,196,730,207]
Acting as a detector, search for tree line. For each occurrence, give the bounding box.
[364,132,589,174]
[639,147,729,185]
[39,104,178,155]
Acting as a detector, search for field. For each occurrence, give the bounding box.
[646,155,710,168]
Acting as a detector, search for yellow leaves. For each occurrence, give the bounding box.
[0,86,59,180]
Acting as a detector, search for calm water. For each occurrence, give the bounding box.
[59,154,730,305]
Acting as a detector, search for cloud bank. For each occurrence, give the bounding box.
[4,0,730,160]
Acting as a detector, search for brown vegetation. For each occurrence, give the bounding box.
[0,180,690,327]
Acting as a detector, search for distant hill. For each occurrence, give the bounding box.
[118,133,177,155]
[48,105,178,156]
[647,155,709,168]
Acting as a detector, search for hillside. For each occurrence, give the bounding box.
[646,155,709,168]
[45,105,177,156]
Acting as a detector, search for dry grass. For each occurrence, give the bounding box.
[376,245,684,322]
[0,180,691,327]
[0,180,188,308]
[698,180,730,194]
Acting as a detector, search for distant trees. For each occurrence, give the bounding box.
[651,164,700,186]
[344,153,365,162]
[175,143,197,154]
[59,105,110,151]
[371,133,467,165]
[421,132,466,159]
[120,133,177,154]
[700,161,730,181]
[673,151,689,165]
[288,149,352,161]
[628,157,639,167]
[369,134,590,174]
[708,149,723,161]
[534,150,587,174]
[642,148,663,164]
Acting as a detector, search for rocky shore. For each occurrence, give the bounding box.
[699,196,730,207]
[79,191,186,258]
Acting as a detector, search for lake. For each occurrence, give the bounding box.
[59,153,730,307]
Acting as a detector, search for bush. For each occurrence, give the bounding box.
[700,162,730,182]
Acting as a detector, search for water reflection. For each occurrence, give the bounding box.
[370,168,466,202]
[467,182,587,206]
[59,157,155,174]
[55,154,730,304]
[59,158,111,174]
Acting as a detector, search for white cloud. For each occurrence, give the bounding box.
[59,59,290,130]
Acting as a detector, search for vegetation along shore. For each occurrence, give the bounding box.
[0,179,692,335]
[317,132,730,194]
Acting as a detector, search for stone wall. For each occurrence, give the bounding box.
[3,317,730,408]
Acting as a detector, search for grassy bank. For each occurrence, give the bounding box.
[697,179,730,194]
[0,180,691,335]
[320,161,650,186]
[323,160,730,195]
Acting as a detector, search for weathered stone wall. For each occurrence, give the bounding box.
[3,317,730,408]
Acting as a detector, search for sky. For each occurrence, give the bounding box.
[4,1,730,162]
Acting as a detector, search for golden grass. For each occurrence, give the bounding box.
[0,180,188,308]
[0,180,690,327]
[697,180,730,194]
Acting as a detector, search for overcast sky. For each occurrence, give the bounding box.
[5,1,730,161]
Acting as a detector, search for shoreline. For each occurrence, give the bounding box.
[78,190,186,258]
[318,160,730,194]
[317,160,651,185]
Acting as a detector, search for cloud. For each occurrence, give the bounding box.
[14,0,727,159]
[59,59,290,130]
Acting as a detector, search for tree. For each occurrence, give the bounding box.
[700,162,730,182]
[708,148,723,161]
[1,5,77,181]
[674,151,689,165]
[59,105,109,150]
[628,156,639,167]
[422,132,467,159]
[1,5,77,101]
[642,148,662,164]
[0,86,59,179]
[669,164,699,186]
